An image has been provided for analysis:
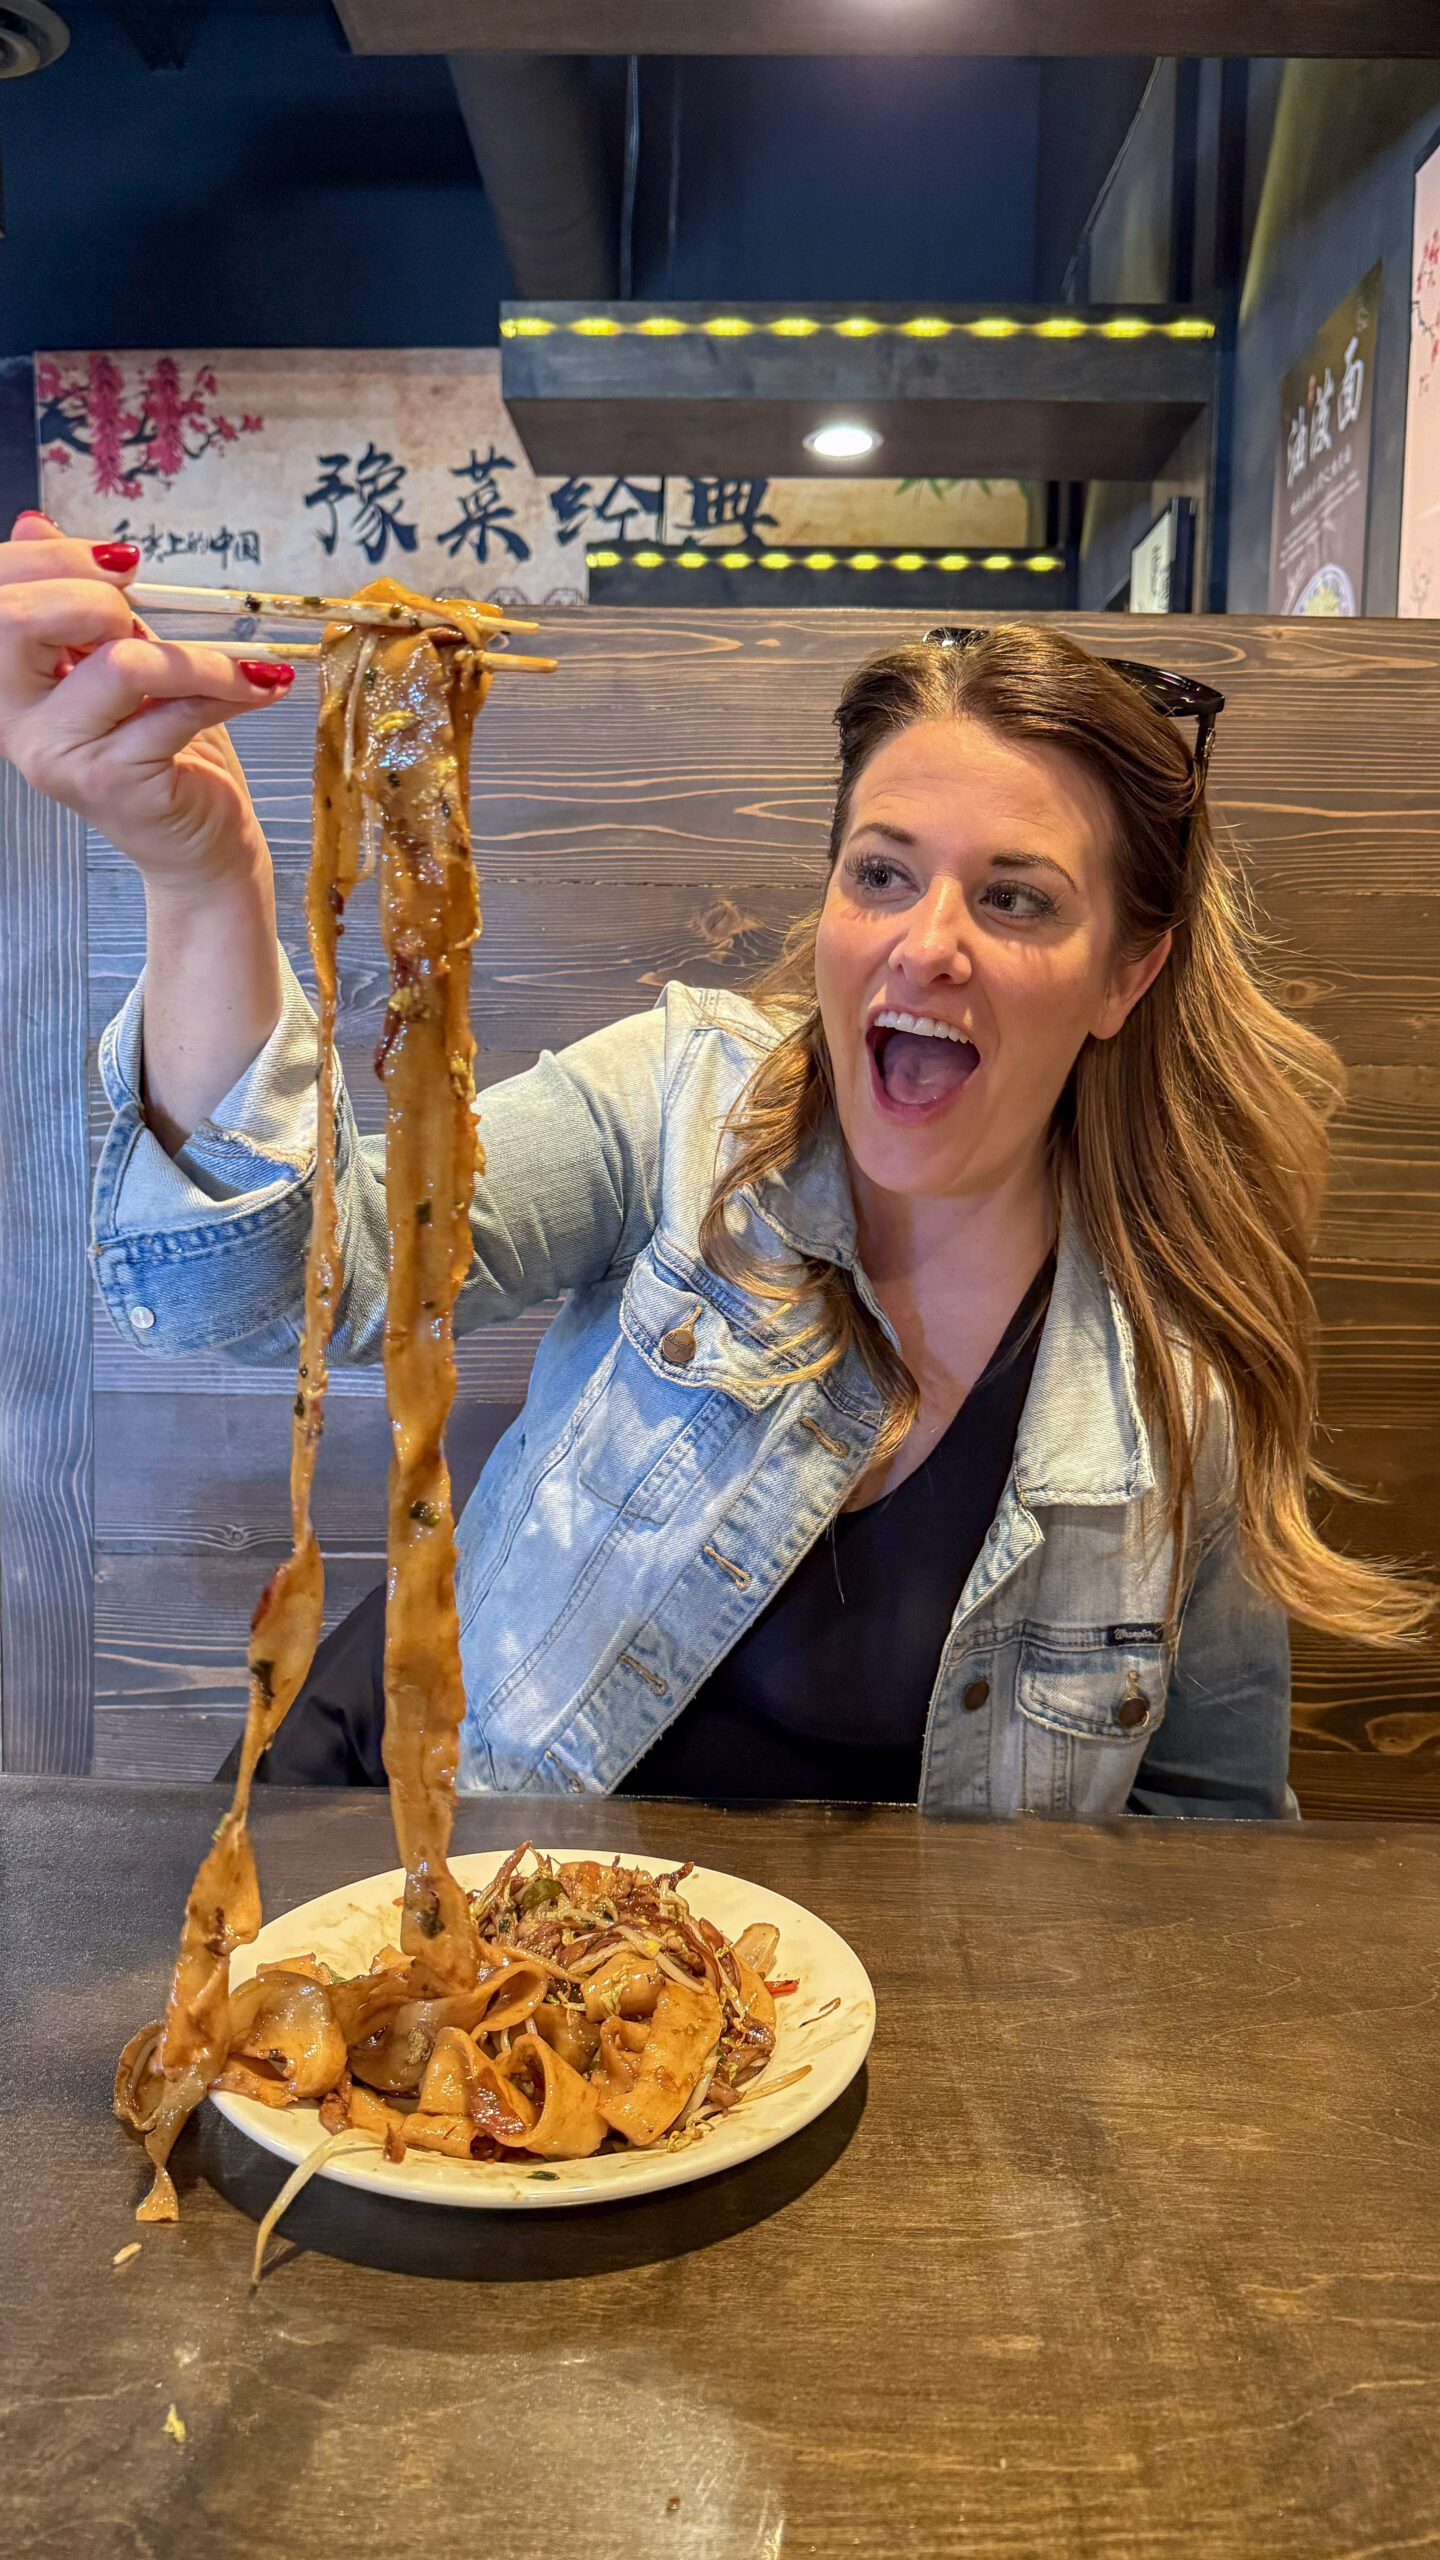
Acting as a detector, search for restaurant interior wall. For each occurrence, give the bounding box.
[1077,59,1218,608]
[4,604,1435,1809]
[1226,58,1440,614]
[1075,53,1440,614]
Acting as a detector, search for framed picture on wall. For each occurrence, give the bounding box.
[1267,266,1380,618]
[1398,128,1440,619]
[1128,498,1196,613]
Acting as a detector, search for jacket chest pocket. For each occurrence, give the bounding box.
[1016,1636,1169,1749]
[575,1349,748,1525]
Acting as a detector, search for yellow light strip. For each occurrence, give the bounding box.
[584,549,1068,574]
[504,311,1215,343]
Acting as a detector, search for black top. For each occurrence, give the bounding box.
[240,1259,1052,1801]
[617,1257,1053,1805]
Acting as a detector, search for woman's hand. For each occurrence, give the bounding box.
[0,511,289,889]
[0,511,292,1149]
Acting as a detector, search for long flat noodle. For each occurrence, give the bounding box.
[130,640,367,2219]
[349,582,496,1991]
[122,577,501,2216]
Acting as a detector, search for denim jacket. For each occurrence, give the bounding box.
[93,960,1294,1820]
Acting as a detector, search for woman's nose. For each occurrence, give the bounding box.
[889,879,972,984]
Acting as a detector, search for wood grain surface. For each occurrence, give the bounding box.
[77,611,1440,1800]
[0,765,93,1772]
[6,1777,1440,2559]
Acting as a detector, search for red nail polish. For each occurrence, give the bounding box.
[16,508,55,526]
[92,541,140,573]
[238,661,294,688]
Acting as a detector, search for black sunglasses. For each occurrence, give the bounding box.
[921,625,1224,838]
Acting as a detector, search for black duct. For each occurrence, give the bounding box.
[448,51,616,300]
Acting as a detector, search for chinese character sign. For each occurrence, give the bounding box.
[660,475,1032,549]
[1399,137,1440,618]
[1267,268,1380,617]
[36,347,587,607]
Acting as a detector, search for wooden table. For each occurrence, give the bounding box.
[5,1778,1439,2558]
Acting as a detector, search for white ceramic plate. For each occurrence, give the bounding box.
[210,1848,876,2210]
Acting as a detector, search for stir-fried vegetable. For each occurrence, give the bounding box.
[116,1848,787,2219]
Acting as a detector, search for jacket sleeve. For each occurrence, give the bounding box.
[1128,1521,1297,1820]
[91,949,667,1367]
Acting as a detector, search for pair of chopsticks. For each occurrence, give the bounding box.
[129,581,557,674]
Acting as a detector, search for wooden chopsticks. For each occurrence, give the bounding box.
[206,637,557,673]
[129,580,540,637]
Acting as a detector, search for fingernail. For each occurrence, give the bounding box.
[92,541,140,572]
[16,508,56,527]
[238,661,294,688]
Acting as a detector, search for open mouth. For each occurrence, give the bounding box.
[867,1011,981,1116]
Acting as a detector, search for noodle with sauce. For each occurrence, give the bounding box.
[112,584,794,2232]
[116,580,498,2214]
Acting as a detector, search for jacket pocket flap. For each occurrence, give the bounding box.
[1016,1639,1168,1744]
[618,1240,788,1409]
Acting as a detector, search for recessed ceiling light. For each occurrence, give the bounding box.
[803,422,882,461]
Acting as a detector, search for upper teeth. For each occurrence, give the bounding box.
[874,1010,970,1043]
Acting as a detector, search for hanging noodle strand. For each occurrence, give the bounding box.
[117,581,501,2216]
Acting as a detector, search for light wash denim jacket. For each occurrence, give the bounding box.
[93,959,1294,1820]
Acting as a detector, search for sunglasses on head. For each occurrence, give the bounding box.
[921,625,1225,842]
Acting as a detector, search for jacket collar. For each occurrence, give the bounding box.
[746,1114,1153,1508]
[1013,1216,1154,1506]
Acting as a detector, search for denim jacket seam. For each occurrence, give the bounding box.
[94,1178,315,1268]
[91,1108,145,1243]
[98,1009,139,1114]
[1017,1472,1150,1508]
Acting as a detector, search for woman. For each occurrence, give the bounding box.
[1,515,1426,1814]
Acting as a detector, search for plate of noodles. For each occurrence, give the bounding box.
[205,1844,876,2211]
[108,584,871,2262]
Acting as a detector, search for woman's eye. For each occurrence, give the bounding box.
[981,879,1059,920]
[847,854,909,895]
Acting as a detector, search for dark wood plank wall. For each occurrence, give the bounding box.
[75,610,1440,1807]
[0,767,93,1772]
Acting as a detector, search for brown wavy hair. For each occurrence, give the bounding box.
[699,623,1430,1645]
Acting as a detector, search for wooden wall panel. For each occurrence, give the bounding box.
[0,768,92,1772]
[79,610,1440,1807]
[91,1396,517,1780]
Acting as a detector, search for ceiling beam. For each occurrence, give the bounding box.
[500,301,1215,482]
[338,0,1439,57]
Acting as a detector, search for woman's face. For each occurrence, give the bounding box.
[814,716,1171,1202]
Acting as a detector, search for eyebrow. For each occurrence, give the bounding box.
[990,849,1079,894]
[848,818,1079,896]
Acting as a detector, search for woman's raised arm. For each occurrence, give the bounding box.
[0,510,289,1147]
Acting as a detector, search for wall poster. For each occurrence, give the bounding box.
[35,347,589,608]
[1399,131,1440,618]
[33,346,1037,602]
[656,475,1034,550]
[1267,266,1380,618]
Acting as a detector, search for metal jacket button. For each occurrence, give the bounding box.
[1115,1692,1150,1729]
[660,1321,696,1366]
[962,1679,990,1711]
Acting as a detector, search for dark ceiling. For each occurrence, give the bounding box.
[0,4,1156,353]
